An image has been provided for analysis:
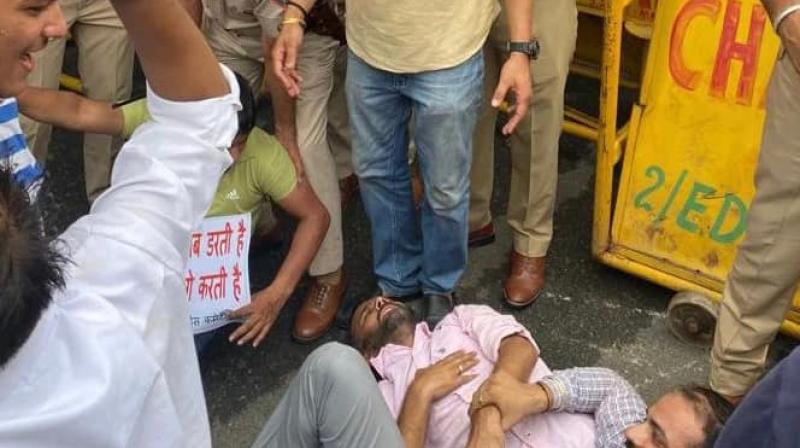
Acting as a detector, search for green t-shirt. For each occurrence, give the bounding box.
[120,99,297,227]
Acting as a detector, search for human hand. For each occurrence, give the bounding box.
[226,287,286,347]
[466,405,505,448]
[470,370,549,430]
[410,351,480,401]
[492,53,532,135]
[271,24,305,97]
[778,11,800,74]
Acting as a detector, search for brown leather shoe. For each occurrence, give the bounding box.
[339,174,359,206]
[504,252,545,308]
[293,274,346,343]
[468,222,495,248]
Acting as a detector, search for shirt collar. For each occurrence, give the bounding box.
[369,322,432,379]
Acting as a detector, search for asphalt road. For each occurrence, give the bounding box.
[40,58,796,447]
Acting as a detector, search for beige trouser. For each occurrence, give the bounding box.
[295,34,350,275]
[470,0,578,257]
[21,0,133,202]
[204,23,350,276]
[710,54,800,397]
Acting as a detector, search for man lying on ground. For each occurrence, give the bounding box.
[0,0,241,445]
[253,298,732,448]
[17,78,330,348]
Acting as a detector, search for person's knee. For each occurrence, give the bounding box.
[425,174,469,215]
[307,342,368,383]
[426,186,462,213]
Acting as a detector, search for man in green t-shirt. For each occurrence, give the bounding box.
[18,75,337,347]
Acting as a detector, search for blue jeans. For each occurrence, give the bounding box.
[346,51,484,296]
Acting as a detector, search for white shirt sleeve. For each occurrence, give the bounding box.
[49,65,241,447]
[59,64,240,320]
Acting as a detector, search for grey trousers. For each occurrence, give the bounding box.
[251,343,404,448]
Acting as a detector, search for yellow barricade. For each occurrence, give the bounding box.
[578,0,657,27]
[590,0,800,342]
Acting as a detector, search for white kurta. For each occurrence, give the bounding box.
[0,66,240,448]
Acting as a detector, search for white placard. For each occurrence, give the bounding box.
[184,213,251,334]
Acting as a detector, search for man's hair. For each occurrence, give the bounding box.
[234,72,256,138]
[0,168,65,367]
[677,385,734,448]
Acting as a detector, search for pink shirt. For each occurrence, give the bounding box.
[370,305,596,448]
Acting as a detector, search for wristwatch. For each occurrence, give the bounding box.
[505,40,540,60]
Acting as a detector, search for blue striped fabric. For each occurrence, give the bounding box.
[0,99,18,123]
[0,97,43,201]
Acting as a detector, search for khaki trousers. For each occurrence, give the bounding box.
[470,0,577,257]
[21,0,133,202]
[205,24,351,276]
[710,55,800,397]
[295,35,350,275]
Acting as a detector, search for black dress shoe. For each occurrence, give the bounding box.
[424,293,455,329]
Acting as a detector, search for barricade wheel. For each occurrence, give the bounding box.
[667,291,719,347]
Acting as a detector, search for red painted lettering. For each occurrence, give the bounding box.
[670,0,721,91]
[709,0,766,105]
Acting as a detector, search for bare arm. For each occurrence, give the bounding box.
[397,386,435,448]
[227,181,329,347]
[467,335,538,446]
[109,0,227,100]
[398,352,480,448]
[503,0,533,42]
[270,0,318,96]
[264,38,306,178]
[62,0,240,351]
[17,87,124,136]
[270,182,328,297]
[177,0,203,26]
[492,0,533,135]
[493,334,538,378]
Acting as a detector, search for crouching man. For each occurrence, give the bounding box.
[255,299,732,448]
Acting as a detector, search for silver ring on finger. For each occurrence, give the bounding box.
[457,363,464,375]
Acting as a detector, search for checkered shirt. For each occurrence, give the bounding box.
[540,368,647,448]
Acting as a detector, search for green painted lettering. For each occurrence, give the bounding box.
[677,182,716,234]
[658,169,689,221]
[710,194,747,243]
[634,165,666,212]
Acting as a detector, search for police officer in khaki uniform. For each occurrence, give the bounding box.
[710,0,800,402]
[469,0,578,306]
[200,0,351,342]
[21,0,134,202]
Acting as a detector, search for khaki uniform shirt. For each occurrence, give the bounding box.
[202,0,345,60]
[346,0,499,73]
[201,0,280,60]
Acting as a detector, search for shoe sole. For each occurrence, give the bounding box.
[291,330,329,345]
[468,234,496,248]
[503,288,543,309]
[292,317,337,344]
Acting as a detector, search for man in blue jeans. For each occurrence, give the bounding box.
[271,0,534,325]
